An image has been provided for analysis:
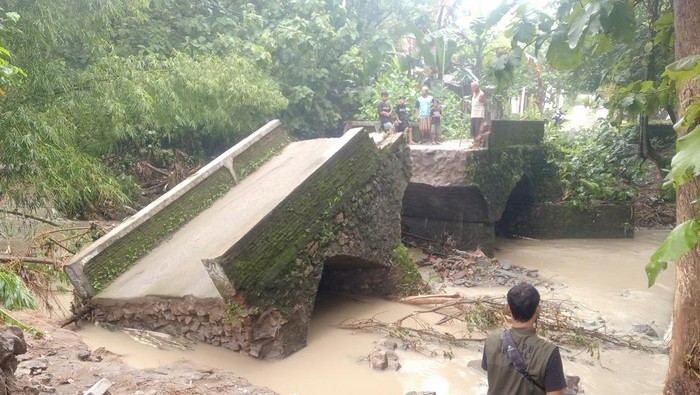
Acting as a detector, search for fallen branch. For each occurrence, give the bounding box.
[60,304,93,328]
[0,209,60,227]
[400,293,462,305]
[340,296,655,354]
[0,255,60,265]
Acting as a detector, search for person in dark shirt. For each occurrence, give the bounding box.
[481,283,567,395]
[394,95,414,144]
[429,98,442,145]
[377,91,394,133]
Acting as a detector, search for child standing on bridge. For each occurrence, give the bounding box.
[394,95,414,144]
[430,98,442,145]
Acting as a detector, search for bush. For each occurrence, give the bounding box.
[544,121,644,209]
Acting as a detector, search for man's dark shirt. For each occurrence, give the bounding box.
[395,103,408,124]
[378,101,392,124]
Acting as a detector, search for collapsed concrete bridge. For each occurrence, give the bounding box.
[65,119,633,359]
[65,120,418,359]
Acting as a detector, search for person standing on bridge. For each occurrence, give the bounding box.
[481,282,567,395]
[394,95,414,144]
[470,81,487,139]
[429,98,442,145]
[377,91,395,133]
[415,86,433,144]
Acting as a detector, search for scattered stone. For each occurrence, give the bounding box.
[500,260,512,270]
[380,339,398,350]
[632,324,659,338]
[369,349,388,370]
[526,270,539,278]
[564,375,581,394]
[84,378,113,395]
[406,392,437,395]
[77,350,91,361]
[18,358,49,375]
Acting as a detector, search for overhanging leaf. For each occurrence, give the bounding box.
[547,32,583,69]
[607,1,635,42]
[647,219,700,287]
[667,125,700,186]
[665,55,700,85]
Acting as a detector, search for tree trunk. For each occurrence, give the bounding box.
[664,0,700,393]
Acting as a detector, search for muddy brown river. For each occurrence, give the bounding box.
[76,230,673,394]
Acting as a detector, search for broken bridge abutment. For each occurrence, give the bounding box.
[65,121,420,359]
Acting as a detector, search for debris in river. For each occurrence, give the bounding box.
[340,296,658,356]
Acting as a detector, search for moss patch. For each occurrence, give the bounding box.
[465,146,543,221]
[219,133,381,313]
[390,243,427,296]
[231,128,290,179]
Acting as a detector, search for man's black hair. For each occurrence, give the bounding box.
[399,95,406,99]
[381,91,388,96]
[507,282,540,322]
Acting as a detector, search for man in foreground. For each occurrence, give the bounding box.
[481,282,567,395]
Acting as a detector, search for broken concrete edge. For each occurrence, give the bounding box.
[213,127,382,309]
[65,120,289,300]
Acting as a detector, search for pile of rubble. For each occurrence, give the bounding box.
[417,249,542,288]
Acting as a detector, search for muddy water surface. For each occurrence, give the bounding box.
[78,230,673,395]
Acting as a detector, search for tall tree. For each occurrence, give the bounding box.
[664,0,700,391]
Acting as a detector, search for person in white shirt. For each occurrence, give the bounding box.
[470,82,487,138]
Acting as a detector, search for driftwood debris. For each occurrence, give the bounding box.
[60,304,94,328]
[400,293,463,305]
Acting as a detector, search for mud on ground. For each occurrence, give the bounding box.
[9,311,278,395]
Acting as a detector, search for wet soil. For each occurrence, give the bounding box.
[9,311,278,395]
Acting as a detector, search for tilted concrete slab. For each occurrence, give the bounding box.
[97,138,339,300]
[67,124,414,359]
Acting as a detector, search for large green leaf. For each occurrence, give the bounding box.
[606,1,635,42]
[547,32,583,69]
[665,55,700,85]
[667,125,700,186]
[567,2,600,49]
[647,219,700,287]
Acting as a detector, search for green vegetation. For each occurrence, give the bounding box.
[391,244,425,296]
[544,122,645,209]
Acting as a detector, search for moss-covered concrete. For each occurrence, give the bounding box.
[500,203,635,239]
[84,168,234,293]
[464,146,543,222]
[70,121,292,298]
[218,132,382,313]
[231,127,291,179]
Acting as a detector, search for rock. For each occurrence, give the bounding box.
[406,392,437,395]
[476,258,489,266]
[0,326,27,374]
[632,324,659,338]
[526,269,539,278]
[369,349,388,370]
[380,340,398,350]
[18,359,48,375]
[500,260,512,270]
[564,375,581,394]
[77,350,91,361]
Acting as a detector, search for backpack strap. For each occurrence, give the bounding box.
[500,329,546,392]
